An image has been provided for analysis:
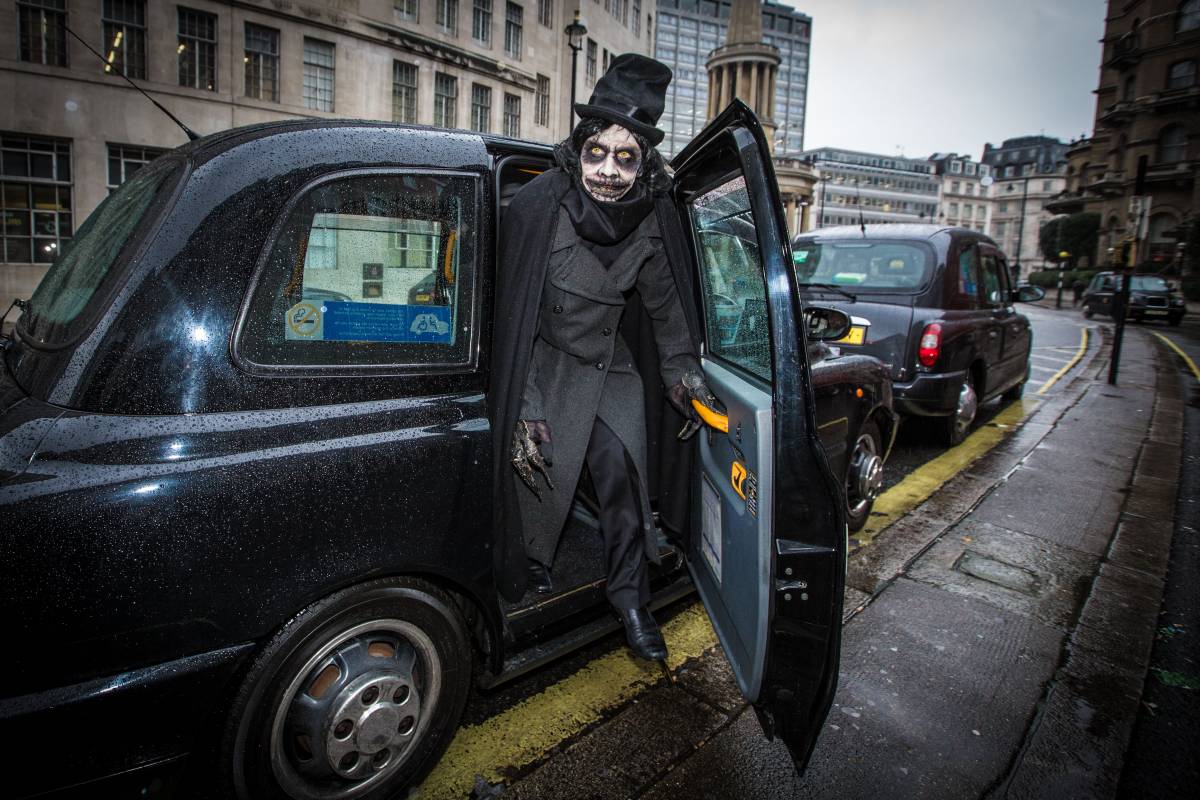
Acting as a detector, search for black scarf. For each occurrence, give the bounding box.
[564,178,654,266]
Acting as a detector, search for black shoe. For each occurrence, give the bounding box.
[527,559,553,594]
[618,607,668,661]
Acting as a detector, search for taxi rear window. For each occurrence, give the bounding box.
[793,240,934,292]
[19,159,182,346]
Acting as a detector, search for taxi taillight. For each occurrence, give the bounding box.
[918,323,942,367]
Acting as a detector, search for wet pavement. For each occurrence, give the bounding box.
[472,314,1184,800]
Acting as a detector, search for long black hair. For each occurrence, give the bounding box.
[553,117,673,196]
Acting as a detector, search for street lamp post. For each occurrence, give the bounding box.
[564,11,588,130]
[1013,175,1031,282]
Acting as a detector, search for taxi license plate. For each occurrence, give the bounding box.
[837,325,866,345]
[1146,309,1167,315]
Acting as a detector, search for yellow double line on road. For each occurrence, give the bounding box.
[1154,332,1200,381]
[1037,327,1089,395]
[418,332,1096,797]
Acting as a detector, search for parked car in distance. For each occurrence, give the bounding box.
[1081,271,1185,326]
[1,104,851,800]
[791,225,1045,446]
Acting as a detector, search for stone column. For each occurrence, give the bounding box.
[749,62,759,112]
[801,201,811,232]
[784,196,797,234]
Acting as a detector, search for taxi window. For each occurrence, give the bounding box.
[979,251,1004,307]
[955,245,981,310]
[690,174,770,382]
[238,172,477,370]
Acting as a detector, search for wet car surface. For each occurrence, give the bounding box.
[0,106,851,799]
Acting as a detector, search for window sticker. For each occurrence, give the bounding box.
[701,475,723,584]
[283,300,452,343]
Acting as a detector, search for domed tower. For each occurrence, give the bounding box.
[705,0,781,144]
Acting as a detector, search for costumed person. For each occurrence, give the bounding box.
[488,54,722,662]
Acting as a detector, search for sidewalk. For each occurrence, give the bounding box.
[497,325,1182,799]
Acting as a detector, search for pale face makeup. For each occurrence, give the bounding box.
[579,124,643,202]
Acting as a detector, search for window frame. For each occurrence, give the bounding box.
[434,72,459,128]
[1166,59,1196,89]
[392,60,418,123]
[302,37,336,112]
[472,0,492,45]
[101,0,147,79]
[504,2,523,60]
[471,83,492,132]
[18,0,68,67]
[1,132,74,266]
[106,142,166,192]
[503,92,521,138]
[244,22,280,102]
[231,167,485,378]
[177,6,218,91]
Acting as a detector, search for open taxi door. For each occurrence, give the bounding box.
[671,100,846,771]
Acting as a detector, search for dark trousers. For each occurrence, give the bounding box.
[585,418,651,611]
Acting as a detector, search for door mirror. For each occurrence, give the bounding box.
[804,306,852,341]
[1013,285,1046,303]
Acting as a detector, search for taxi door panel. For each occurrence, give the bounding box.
[671,100,845,772]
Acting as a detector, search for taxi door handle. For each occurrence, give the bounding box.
[691,399,729,434]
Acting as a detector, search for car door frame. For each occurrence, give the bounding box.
[671,99,846,771]
[975,241,1011,396]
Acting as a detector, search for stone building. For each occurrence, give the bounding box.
[0,0,648,310]
[1050,0,1199,269]
[927,152,993,236]
[802,147,940,229]
[654,0,810,159]
[981,136,1068,278]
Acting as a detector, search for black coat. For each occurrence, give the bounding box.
[489,168,702,601]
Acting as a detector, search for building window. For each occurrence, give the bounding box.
[438,0,459,35]
[950,160,962,173]
[503,93,521,138]
[178,8,217,91]
[1159,125,1188,162]
[393,61,418,123]
[1167,60,1196,89]
[997,202,1008,213]
[471,84,492,132]
[1042,180,1052,192]
[538,0,552,27]
[950,180,960,193]
[244,23,280,102]
[395,0,419,22]
[632,0,641,35]
[434,72,458,128]
[102,1,146,78]
[505,3,523,59]
[586,38,597,85]
[1,133,72,264]
[473,0,491,45]
[303,38,335,112]
[18,0,67,67]
[1179,0,1200,33]
[106,143,165,191]
[535,74,550,126]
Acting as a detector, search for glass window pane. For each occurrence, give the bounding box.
[238,173,480,369]
[690,175,771,381]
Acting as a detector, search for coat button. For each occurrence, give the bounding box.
[595,362,605,370]
[601,327,612,336]
[553,304,563,314]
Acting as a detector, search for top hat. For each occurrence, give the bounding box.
[574,53,672,146]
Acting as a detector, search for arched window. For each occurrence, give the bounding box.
[1159,125,1188,162]
[1179,0,1200,33]
[1167,60,1197,89]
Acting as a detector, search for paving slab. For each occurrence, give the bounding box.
[906,520,1096,630]
[644,579,1064,800]
[1104,512,1175,582]
[969,466,1126,557]
[673,644,745,716]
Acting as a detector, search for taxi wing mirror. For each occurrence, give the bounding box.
[1014,285,1046,303]
[804,306,852,342]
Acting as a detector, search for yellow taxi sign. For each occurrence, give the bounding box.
[836,325,867,346]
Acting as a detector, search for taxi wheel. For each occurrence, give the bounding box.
[845,420,884,533]
[938,373,977,448]
[220,578,470,800]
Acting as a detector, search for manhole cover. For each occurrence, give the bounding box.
[956,552,1041,596]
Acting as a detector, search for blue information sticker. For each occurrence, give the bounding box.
[321,301,453,343]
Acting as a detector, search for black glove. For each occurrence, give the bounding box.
[668,372,724,441]
[512,419,554,497]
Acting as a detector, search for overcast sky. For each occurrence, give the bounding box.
[776,0,1107,160]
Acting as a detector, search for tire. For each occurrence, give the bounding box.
[220,578,471,800]
[937,373,978,448]
[1170,316,1182,327]
[845,419,884,533]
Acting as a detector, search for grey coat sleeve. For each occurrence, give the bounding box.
[637,246,702,388]
[520,343,545,420]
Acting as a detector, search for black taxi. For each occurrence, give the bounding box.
[0,103,852,799]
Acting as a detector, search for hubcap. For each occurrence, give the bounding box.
[954,379,978,437]
[269,620,441,799]
[847,433,884,516]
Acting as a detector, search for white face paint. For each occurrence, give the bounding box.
[579,124,643,202]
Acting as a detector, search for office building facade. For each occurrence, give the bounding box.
[804,148,940,228]
[981,136,1068,277]
[654,0,810,158]
[928,152,993,235]
[0,0,647,309]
